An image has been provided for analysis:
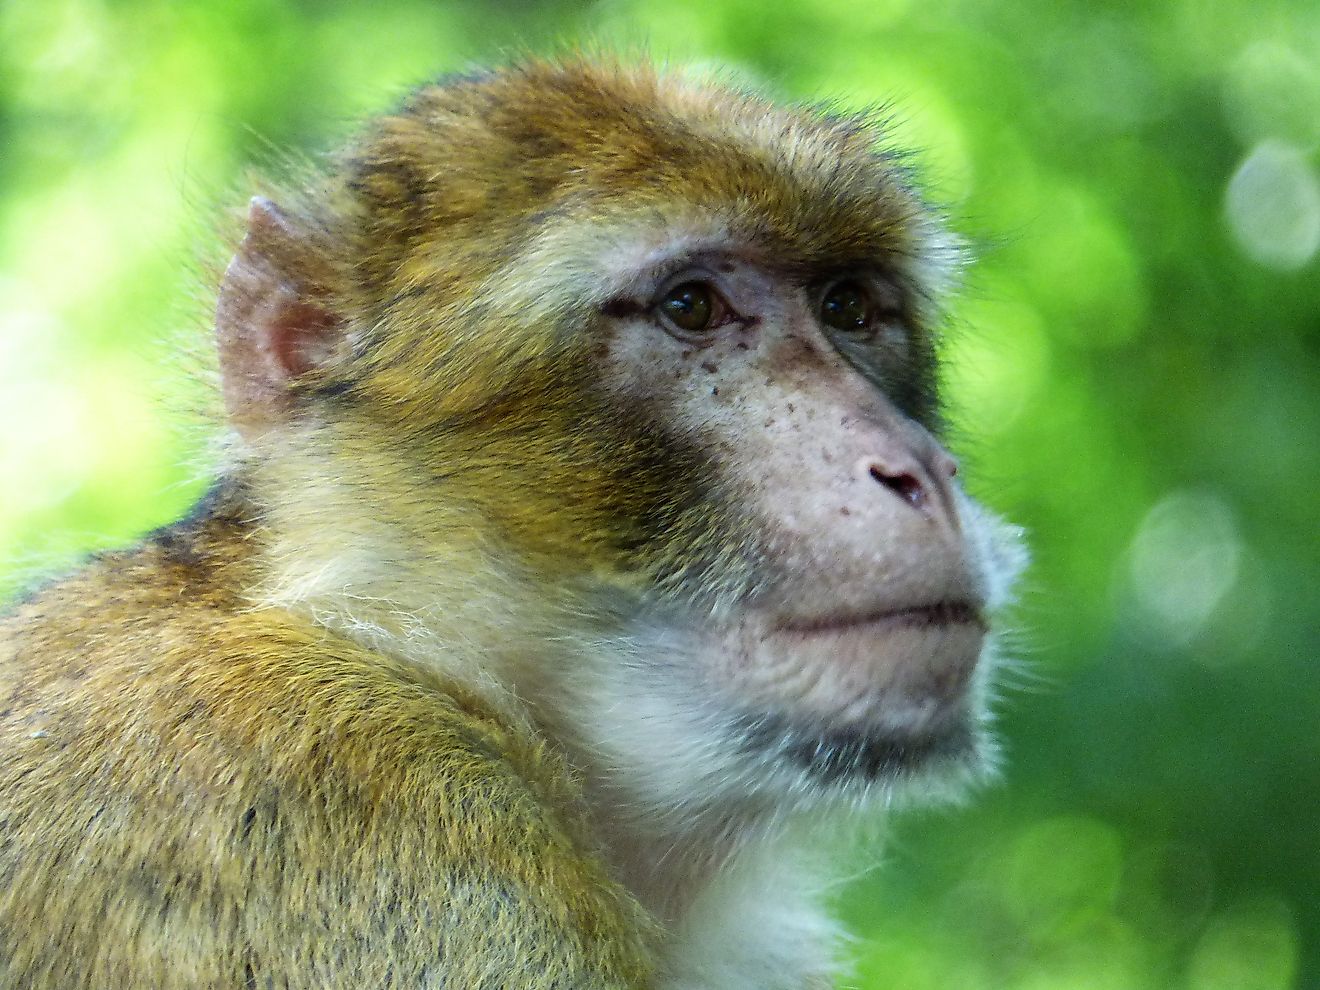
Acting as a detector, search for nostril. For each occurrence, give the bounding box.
[868,464,927,508]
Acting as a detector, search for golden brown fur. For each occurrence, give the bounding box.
[1,482,654,987]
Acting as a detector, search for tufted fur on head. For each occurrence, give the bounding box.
[224,54,965,647]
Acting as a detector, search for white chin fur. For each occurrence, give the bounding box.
[559,617,1002,835]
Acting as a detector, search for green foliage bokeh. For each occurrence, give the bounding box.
[2,1,1318,986]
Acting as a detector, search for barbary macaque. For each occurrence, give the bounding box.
[0,58,1025,989]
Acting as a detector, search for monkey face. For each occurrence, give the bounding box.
[567,232,1022,807]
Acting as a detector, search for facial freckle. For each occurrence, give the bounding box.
[839,506,852,516]
[701,361,719,374]
[736,342,749,351]
[711,387,719,396]
[787,402,795,413]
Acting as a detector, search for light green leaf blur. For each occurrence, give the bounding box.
[2,1,1317,987]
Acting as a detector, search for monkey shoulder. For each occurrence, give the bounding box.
[0,507,656,989]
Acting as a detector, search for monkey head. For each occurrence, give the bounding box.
[216,60,1026,829]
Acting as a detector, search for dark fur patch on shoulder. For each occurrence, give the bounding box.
[149,478,250,542]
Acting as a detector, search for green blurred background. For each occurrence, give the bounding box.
[2,1,1317,986]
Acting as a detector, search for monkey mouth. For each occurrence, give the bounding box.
[710,598,989,753]
[774,599,987,637]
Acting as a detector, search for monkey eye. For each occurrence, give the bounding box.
[818,279,879,338]
[655,281,730,340]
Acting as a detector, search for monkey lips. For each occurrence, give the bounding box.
[706,599,990,780]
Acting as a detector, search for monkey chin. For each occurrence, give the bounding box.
[721,604,993,797]
[736,711,978,787]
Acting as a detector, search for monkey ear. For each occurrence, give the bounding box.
[216,197,344,438]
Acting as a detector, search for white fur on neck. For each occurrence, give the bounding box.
[656,828,849,990]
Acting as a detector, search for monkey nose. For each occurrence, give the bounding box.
[866,461,930,509]
[858,439,960,511]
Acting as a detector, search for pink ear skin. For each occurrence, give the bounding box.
[216,197,343,439]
